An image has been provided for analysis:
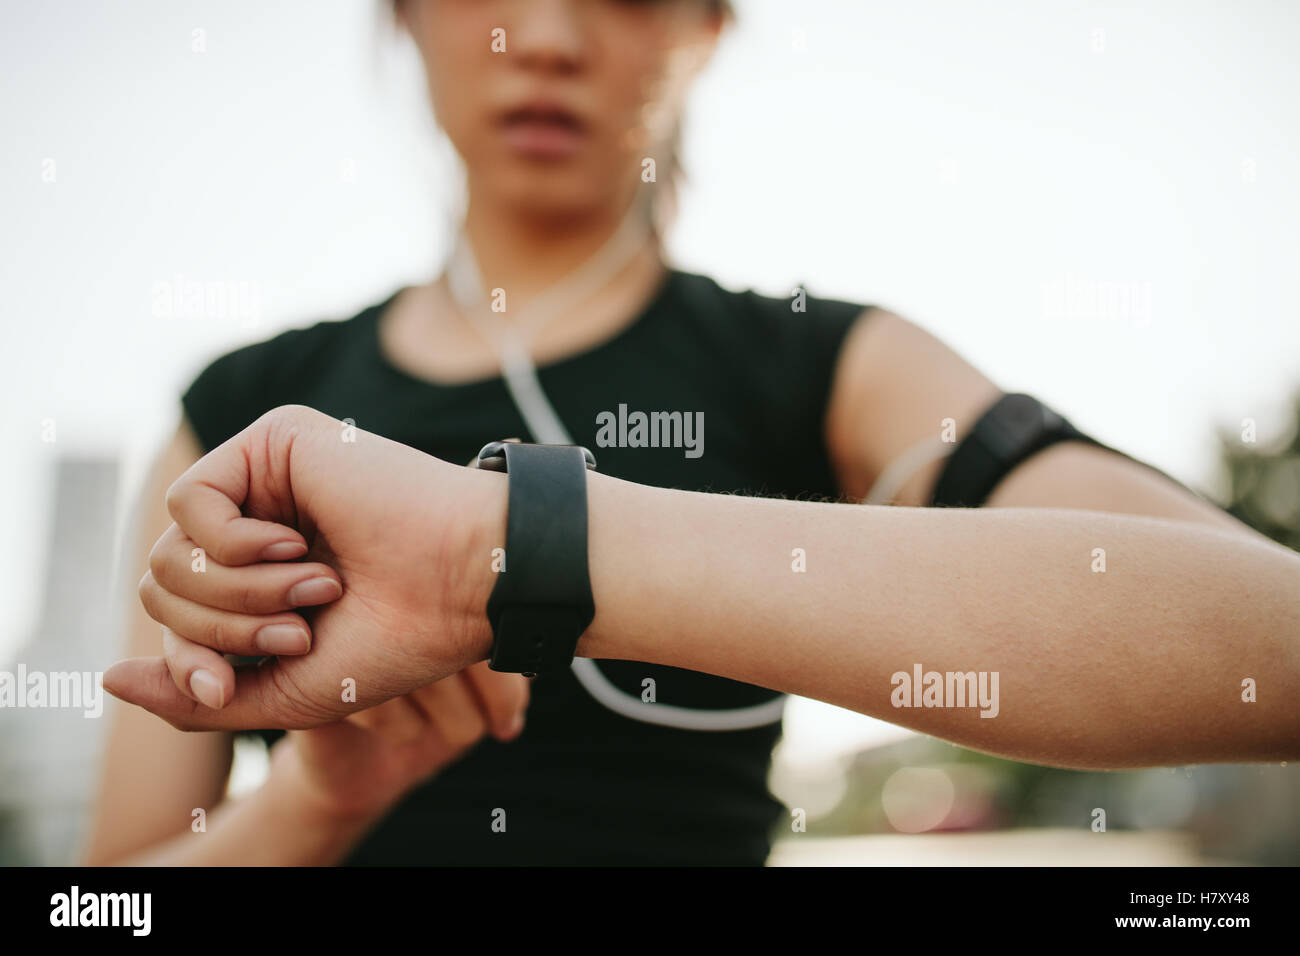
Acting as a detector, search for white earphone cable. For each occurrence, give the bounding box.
[443,198,787,731]
[861,435,955,505]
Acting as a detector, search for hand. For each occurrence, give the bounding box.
[277,662,529,822]
[105,405,506,731]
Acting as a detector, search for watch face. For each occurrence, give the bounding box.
[476,440,509,472]
[474,441,598,473]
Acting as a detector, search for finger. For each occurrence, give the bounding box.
[148,523,341,615]
[461,660,530,741]
[161,626,235,710]
[407,674,490,753]
[140,571,313,657]
[164,433,308,568]
[103,656,334,732]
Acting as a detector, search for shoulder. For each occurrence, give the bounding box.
[672,269,880,423]
[673,269,877,359]
[180,292,396,453]
[672,270,883,480]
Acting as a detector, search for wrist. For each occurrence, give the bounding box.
[443,459,509,667]
[575,470,626,661]
[452,448,618,672]
[576,473,682,665]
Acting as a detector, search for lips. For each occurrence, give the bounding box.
[501,102,586,130]
[497,100,588,160]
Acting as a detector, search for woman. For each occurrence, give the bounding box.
[86,0,1297,866]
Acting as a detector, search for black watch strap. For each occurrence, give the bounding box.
[478,441,597,676]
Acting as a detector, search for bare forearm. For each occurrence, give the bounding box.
[100,756,378,866]
[542,474,1300,768]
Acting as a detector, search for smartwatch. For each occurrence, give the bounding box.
[475,440,598,677]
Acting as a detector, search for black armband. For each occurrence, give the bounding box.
[930,393,1113,507]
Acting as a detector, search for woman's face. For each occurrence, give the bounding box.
[399,0,722,222]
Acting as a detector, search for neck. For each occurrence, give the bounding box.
[456,184,659,305]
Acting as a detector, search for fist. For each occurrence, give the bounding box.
[106,405,506,731]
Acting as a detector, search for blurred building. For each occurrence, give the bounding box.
[0,457,119,865]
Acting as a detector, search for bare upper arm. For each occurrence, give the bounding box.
[825,307,1000,506]
[824,307,1268,542]
[82,414,234,865]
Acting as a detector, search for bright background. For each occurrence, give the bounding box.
[2,0,1298,862]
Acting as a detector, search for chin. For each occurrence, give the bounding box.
[493,168,616,224]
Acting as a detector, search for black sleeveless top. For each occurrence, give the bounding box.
[181,268,874,865]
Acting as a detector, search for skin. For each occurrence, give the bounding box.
[85,0,725,867]
[85,416,529,866]
[86,0,1298,865]
[111,404,1300,769]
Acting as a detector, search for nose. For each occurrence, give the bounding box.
[508,0,586,73]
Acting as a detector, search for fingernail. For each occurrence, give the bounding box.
[189,669,225,709]
[255,624,310,655]
[261,540,307,561]
[288,577,342,607]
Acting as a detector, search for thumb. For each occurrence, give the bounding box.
[103,655,321,732]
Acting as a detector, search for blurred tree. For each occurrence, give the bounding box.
[1217,390,1300,551]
